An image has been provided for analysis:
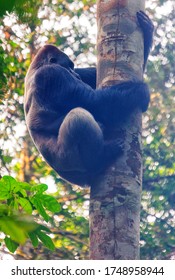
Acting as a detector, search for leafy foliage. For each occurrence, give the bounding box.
[0,176,60,252]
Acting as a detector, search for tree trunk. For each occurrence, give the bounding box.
[90,0,145,260]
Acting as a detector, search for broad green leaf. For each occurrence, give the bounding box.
[2,155,13,164]
[31,184,48,193]
[0,189,11,200]
[0,176,22,199]
[28,232,39,247]
[0,217,27,244]
[36,230,55,251]
[17,197,33,214]
[37,224,51,233]
[41,194,61,212]
[30,196,49,221]
[0,176,15,199]
[1,176,16,188]
[18,182,31,191]
[4,237,18,253]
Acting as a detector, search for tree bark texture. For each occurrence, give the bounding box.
[90,0,145,260]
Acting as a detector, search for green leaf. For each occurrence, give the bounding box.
[1,176,16,188]
[37,224,51,233]
[18,182,32,192]
[0,176,26,200]
[2,155,13,164]
[0,176,16,200]
[18,189,27,197]
[4,237,18,253]
[28,232,39,247]
[0,217,27,244]
[31,184,48,193]
[17,197,33,214]
[41,194,61,212]
[36,230,55,251]
[31,196,49,221]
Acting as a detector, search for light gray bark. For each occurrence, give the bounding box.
[90,0,145,260]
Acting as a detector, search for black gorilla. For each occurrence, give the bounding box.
[24,11,153,186]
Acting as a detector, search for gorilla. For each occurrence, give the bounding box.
[24,11,153,186]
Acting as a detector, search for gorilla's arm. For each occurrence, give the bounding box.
[92,81,149,125]
[74,67,96,89]
[28,62,149,131]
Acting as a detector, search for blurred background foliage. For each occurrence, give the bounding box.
[0,0,175,260]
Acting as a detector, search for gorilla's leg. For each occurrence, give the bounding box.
[58,108,123,173]
[58,108,103,170]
